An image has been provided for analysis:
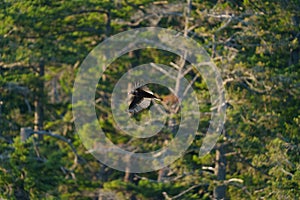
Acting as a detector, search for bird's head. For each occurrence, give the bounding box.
[128,89,137,95]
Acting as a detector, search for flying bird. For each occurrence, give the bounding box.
[128,83,162,114]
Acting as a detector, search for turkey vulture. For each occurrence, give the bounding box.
[128,84,162,114]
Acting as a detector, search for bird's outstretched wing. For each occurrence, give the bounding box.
[128,83,162,114]
[128,95,151,113]
[137,88,162,101]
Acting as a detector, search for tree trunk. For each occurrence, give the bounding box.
[34,61,45,140]
[20,127,33,142]
[214,144,226,199]
[290,15,300,65]
[124,168,134,182]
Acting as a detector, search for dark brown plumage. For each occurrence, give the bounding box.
[128,86,162,114]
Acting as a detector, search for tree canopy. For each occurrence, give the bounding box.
[0,0,299,199]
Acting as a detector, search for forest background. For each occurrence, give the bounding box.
[0,0,299,199]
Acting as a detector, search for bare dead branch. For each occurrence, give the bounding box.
[170,62,180,70]
[0,61,31,69]
[4,82,30,95]
[182,73,200,98]
[169,183,208,199]
[181,65,194,77]
[215,16,233,33]
[202,166,215,173]
[150,63,177,79]
[30,130,79,170]
[207,13,233,19]
[225,178,244,184]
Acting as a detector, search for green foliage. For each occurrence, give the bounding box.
[1,137,65,199]
[0,0,299,199]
